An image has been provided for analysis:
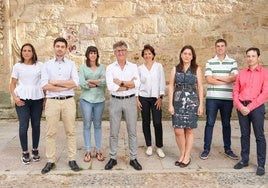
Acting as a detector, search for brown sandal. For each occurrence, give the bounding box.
[96,152,104,161]
[84,152,91,162]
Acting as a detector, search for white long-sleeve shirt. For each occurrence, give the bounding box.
[106,61,140,96]
[137,62,165,98]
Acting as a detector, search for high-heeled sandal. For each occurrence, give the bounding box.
[96,152,104,161]
[84,152,91,162]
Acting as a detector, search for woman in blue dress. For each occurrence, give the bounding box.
[168,45,203,167]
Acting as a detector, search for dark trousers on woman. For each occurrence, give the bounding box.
[139,96,163,148]
[237,104,266,168]
[15,99,43,152]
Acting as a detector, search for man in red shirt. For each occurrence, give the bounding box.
[233,47,268,176]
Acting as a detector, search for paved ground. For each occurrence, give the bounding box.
[0,120,267,187]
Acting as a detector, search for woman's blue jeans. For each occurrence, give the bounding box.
[15,99,43,152]
[80,99,105,152]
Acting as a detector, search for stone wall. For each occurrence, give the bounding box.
[0,0,268,119]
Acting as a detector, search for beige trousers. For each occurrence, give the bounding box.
[45,97,77,162]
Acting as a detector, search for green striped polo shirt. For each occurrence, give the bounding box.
[205,55,238,100]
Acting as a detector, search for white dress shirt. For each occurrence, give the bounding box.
[137,62,165,98]
[41,58,79,98]
[106,61,140,96]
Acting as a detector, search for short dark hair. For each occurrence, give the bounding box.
[113,41,128,50]
[20,43,38,64]
[246,47,260,56]
[215,39,227,46]
[141,44,156,60]
[53,37,68,47]
[85,46,100,67]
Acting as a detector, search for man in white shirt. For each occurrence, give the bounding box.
[41,37,80,174]
[105,40,142,170]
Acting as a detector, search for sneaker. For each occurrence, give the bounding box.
[145,146,153,156]
[224,150,239,160]
[200,150,209,160]
[21,152,31,165]
[32,149,40,162]
[156,148,165,158]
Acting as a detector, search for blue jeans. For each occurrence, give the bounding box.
[15,99,43,152]
[80,99,105,152]
[139,96,163,148]
[203,99,233,152]
[237,104,266,167]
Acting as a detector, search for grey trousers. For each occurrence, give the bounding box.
[109,96,138,160]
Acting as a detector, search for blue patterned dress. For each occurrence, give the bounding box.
[172,68,199,129]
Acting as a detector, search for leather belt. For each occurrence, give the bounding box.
[111,94,135,99]
[240,100,252,106]
[49,96,73,100]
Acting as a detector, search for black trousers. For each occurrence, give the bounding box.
[139,96,163,148]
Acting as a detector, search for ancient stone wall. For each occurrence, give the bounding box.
[1,0,268,119]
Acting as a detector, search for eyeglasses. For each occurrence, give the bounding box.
[114,49,127,53]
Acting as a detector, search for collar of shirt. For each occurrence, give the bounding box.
[246,64,261,72]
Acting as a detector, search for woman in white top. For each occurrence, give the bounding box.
[136,44,166,158]
[10,43,44,165]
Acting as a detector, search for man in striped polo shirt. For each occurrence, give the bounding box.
[200,39,239,160]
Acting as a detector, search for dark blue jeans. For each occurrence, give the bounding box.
[15,99,43,152]
[237,104,266,167]
[139,96,163,148]
[203,99,233,152]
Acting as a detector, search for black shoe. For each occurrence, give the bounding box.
[179,158,191,168]
[41,162,55,174]
[32,149,40,162]
[21,152,31,165]
[130,159,142,170]
[234,161,248,169]
[105,158,117,170]
[256,166,265,176]
[69,160,80,172]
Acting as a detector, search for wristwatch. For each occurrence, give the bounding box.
[120,81,124,87]
[159,95,163,99]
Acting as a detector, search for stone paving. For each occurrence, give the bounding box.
[0,120,267,187]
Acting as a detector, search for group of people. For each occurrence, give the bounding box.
[10,37,267,176]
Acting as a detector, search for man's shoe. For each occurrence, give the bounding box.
[200,150,209,160]
[21,152,31,165]
[41,162,55,174]
[224,150,239,160]
[69,160,80,172]
[130,159,142,170]
[256,166,265,176]
[32,149,40,162]
[104,158,117,170]
[234,161,248,169]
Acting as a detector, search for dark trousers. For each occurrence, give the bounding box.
[204,99,233,152]
[15,99,43,151]
[237,104,266,167]
[139,96,163,148]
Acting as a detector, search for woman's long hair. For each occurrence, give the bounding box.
[85,46,100,67]
[176,45,197,74]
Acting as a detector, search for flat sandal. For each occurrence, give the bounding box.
[96,152,104,161]
[84,152,91,162]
